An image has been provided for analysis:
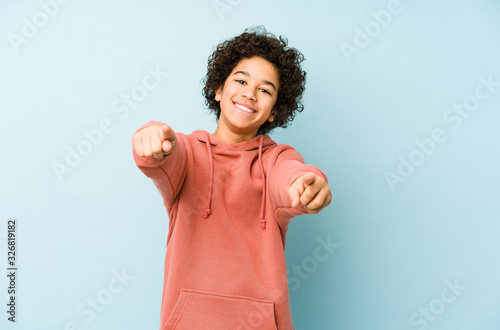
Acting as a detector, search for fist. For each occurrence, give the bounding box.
[288,172,332,214]
[133,124,176,160]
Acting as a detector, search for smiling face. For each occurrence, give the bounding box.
[213,56,280,143]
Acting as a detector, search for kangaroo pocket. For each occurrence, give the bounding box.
[163,288,278,330]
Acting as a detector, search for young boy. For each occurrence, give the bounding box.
[132,27,332,330]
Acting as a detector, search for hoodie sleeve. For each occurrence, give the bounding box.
[132,120,188,208]
[268,144,328,224]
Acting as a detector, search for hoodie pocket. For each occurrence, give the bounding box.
[163,288,277,330]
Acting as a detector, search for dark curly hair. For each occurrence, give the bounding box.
[202,26,306,135]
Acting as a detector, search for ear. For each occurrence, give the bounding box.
[268,110,277,123]
[215,85,222,102]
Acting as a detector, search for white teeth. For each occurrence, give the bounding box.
[235,103,256,113]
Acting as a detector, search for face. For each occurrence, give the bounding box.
[215,56,279,140]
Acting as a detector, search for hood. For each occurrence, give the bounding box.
[191,130,277,229]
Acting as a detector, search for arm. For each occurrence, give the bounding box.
[268,145,331,219]
[132,121,188,208]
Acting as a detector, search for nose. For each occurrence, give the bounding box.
[241,87,257,101]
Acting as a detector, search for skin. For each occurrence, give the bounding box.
[132,56,332,213]
[212,56,279,144]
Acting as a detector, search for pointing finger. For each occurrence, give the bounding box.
[160,124,176,142]
[301,172,317,186]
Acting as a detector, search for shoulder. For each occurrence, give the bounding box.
[174,130,199,144]
[263,135,304,163]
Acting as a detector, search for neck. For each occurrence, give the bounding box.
[212,126,258,144]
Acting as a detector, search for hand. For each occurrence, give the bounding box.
[133,124,177,160]
[288,172,332,214]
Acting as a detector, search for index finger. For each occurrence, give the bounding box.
[160,124,176,141]
[301,172,317,186]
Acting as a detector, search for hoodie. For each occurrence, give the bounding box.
[132,120,328,330]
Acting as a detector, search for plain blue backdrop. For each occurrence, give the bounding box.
[1,0,500,329]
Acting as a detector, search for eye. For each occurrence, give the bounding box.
[260,88,271,95]
[235,79,246,85]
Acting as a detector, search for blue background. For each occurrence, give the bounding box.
[1,0,499,329]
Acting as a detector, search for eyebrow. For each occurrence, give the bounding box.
[233,70,277,92]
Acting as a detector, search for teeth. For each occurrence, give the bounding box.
[235,103,256,113]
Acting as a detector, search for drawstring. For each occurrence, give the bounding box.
[203,133,213,219]
[201,132,267,230]
[258,135,267,229]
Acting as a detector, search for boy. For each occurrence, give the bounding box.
[132,27,332,330]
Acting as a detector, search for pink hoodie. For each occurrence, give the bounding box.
[133,120,328,330]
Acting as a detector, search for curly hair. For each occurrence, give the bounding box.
[202,26,306,135]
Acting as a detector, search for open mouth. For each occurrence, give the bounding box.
[234,102,257,114]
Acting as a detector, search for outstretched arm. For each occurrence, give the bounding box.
[132,121,187,208]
